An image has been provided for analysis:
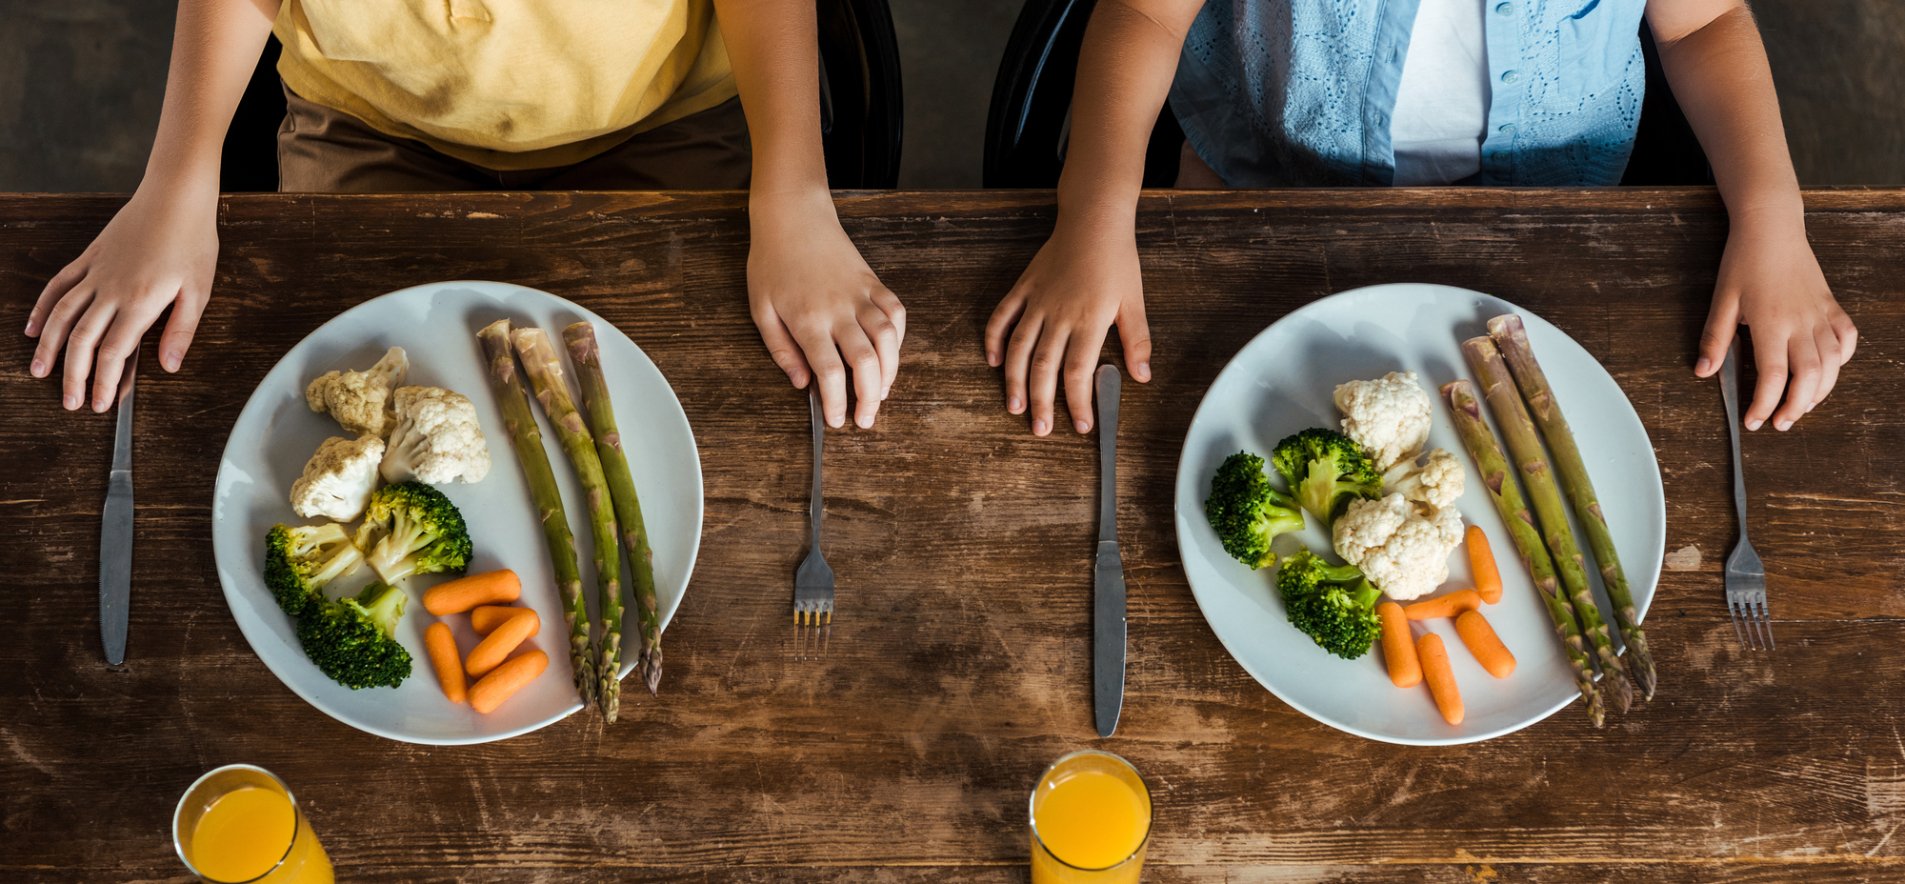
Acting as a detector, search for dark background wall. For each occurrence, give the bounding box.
[2,0,1899,190]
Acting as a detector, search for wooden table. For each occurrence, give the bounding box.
[2,190,1902,882]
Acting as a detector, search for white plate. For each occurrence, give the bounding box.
[213,281,702,745]
[1173,284,1662,745]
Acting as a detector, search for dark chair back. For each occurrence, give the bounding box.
[818,0,906,188]
[984,0,1180,188]
[984,0,1710,188]
[220,1,905,191]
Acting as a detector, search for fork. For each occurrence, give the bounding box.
[794,389,835,628]
[1719,341,1772,650]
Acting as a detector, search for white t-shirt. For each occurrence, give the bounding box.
[1391,0,1492,185]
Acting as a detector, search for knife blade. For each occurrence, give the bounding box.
[1093,364,1126,738]
[100,357,137,665]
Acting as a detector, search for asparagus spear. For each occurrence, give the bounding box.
[1488,314,1656,701]
[512,326,626,723]
[562,322,664,696]
[1464,337,1635,714]
[1444,380,1604,728]
[477,320,596,709]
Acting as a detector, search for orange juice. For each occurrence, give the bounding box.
[176,766,334,884]
[1030,751,1151,883]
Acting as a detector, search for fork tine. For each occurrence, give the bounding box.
[1728,600,1748,648]
[1757,598,1775,650]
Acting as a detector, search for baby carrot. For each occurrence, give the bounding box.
[1467,525,1503,604]
[1404,588,1483,621]
[1455,609,1517,678]
[424,622,466,704]
[465,608,541,678]
[469,650,549,714]
[471,604,528,636]
[422,569,521,617]
[1377,602,1421,688]
[1417,633,1464,725]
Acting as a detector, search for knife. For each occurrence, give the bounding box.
[100,356,137,665]
[1093,364,1126,738]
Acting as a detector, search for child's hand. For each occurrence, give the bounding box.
[26,184,218,411]
[1695,214,1858,431]
[985,216,1151,436]
[747,189,905,429]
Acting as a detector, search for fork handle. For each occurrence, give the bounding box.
[808,389,824,550]
[1719,341,1749,538]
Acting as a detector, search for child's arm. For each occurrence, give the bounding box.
[985,0,1203,436]
[26,0,276,412]
[1648,0,1858,430]
[714,0,905,429]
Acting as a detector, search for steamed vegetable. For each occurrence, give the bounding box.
[263,522,365,618]
[1377,601,1421,688]
[564,322,664,697]
[295,581,412,689]
[1334,371,1433,471]
[1455,609,1516,678]
[512,326,625,722]
[1385,448,1466,510]
[353,481,473,584]
[289,435,384,522]
[1270,427,1383,525]
[1332,492,1464,601]
[425,622,467,703]
[479,319,595,709]
[1489,313,1655,700]
[1402,588,1483,621]
[422,569,522,616]
[1205,450,1306,570]
[1464,336,1633,715]
[380,386,491,485]
[1276,548,1383,660]
[470,650,549,714]
[1466,525,1503,605]
[1417,633,1463,725]
[1444,379,1603,727]
[306,346,408,437]
[466,608,541,678]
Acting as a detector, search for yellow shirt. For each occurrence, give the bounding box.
[275,0,738,170]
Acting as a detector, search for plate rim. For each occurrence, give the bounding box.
[1170,282,1663,746]
[210,279,703,745]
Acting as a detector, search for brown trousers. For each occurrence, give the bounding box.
[276,86,752,192]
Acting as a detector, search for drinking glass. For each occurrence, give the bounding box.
[1029,749,1152,883]
[173,764,334,884]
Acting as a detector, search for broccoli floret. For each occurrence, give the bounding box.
[1205,451,1307,569]
[353,481,472,583]
[263,523,365,617]
[1270,427,1383,525]
[295,581,413,689]
[1276,548,1383,659]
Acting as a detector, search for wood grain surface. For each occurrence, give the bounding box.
[1,190,1902,882]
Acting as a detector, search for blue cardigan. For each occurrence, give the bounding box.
[1168,0,1648,186]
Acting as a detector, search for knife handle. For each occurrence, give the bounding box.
[99,471,133,666]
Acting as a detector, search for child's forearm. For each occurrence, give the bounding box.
[1647,2,1803,226]
[1057,0,1205,227]
[143,0,277,196]
[710,0,830,203]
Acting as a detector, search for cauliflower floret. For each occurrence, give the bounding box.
[290,435,386,522]
[1385,448,1466,510]
[379,386,490,485]
[306,347,409,437]
[1334,371,1433,471]
[1332,493,1465,601]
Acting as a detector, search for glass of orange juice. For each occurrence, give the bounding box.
[173,765,335,884]
[1029,749,1152,883]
